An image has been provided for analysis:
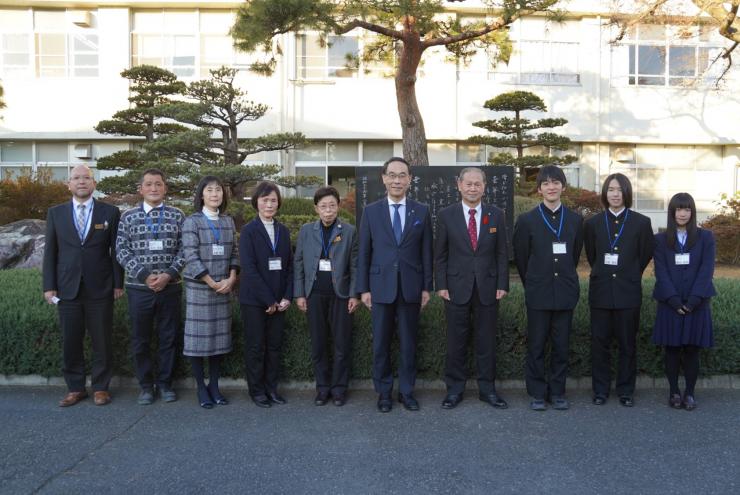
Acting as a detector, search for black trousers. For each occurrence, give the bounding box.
[307,293,352,395]
[444,284,499,396]
[525,308,573,400]
[590,307,640,397]
[242,304,285,397]
[371,288,420,397]
[127,285,182,389]
[58,282,114,392]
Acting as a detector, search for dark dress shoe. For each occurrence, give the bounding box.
[93,391,111,406]
[59,391,88,407]
[479,392,508,409]
[377,396,392,413]
[619,396,634,407]
[251,395,272,408]
[441,394,462,409]
[592,394,607,405]
[551,396,570,410]
[530,399,547,411]
[267,392,286,405]
[332,394,346,407]
[314,392,330,406]
[669,393,683,409]
[398,393,420,411]
[208,384,228,405]
[197,387,214,409]
[683,395,697,411]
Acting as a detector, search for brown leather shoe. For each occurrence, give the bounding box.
[93,391,111,406]
[59,391,88,407]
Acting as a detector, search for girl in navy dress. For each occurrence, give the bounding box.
[652,193,716,410]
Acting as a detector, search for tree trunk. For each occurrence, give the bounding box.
[395,35,429,166]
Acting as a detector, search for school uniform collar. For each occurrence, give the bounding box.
[608,207,626,218]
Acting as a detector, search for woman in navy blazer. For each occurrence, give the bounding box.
[239,181,293,408]
[652,193,716,411]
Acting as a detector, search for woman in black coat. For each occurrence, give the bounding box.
[652,193,716,410]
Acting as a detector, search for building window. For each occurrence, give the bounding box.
[34,10,99,78]
[295,33,395,80]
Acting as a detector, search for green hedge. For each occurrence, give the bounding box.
[2,269,738,380]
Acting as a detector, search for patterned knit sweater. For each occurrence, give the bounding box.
[116,203,186,289]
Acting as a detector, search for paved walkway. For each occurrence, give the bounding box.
[1,387,738,494]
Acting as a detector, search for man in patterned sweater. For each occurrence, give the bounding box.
[116,169,186,405]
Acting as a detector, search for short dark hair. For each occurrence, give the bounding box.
[666,192,698,250]
[193,175,228,213]
[251,181,282,210]
[139,168,167,185]
[536,165,567,189]
[314,186,340,205]
[382,156,411,175]
[600,173,633,209]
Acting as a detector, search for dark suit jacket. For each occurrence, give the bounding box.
[238,218,293,307]
[584,209,654,309]
[513,204,584,311]
[356,197,433,304]
[434,202,509,305]
[294,220,358,299]
[42,199,123,300]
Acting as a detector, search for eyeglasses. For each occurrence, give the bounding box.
[384,172,409,181]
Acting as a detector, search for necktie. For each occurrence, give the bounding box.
[468,208,478,251]
[77,204,87,241]
[392,204,402,245]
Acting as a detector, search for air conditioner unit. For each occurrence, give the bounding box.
[70,11,92,27]
[613,148,635,163]
[73,144,93,159]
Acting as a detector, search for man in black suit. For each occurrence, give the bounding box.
[357,157,433,413]
[435,167,509,410]
[43,165,124,407]
[513,165,583,411]
[584,173,653,407]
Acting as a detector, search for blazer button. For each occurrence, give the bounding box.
[554,258,558,262]
[554,272,558,277]
[612,273,617,278]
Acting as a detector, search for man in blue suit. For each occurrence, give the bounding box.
[357,157,433,412]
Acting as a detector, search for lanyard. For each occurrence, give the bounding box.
[265,222,280,256]
[676,231,687,254]
[538,204,564,241]
[142,204,164,238]
[604,209,629,252]
[320,223,336,258]
[204,215,221,244]
[71,202,93,243]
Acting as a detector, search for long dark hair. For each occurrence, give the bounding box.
[600,173,633,209]
[193,176,229,213]
[666,192,698,250]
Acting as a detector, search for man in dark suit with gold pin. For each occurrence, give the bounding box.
[435,167,509,410]
[43,165,124,407]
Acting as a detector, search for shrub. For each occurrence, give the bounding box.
[701,193,740,265]
[561,186,602,219]
[0,168,70,225]
[2,269,738,381]
[514,195,539,219]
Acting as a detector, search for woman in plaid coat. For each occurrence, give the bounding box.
[182,176,239,408]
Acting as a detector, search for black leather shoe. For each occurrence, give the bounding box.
[619,395,634,407]
[683,394,697,411]
[267,392,286,405]
[669,393,682,409]
[479,392,508,409]
[592,395,607,406]
[441,394,462,409]
[197,387,214,410]
[377,395,392,413]
[251,395,271,408]
[332,394,346,407]
[398,393,420,411]
[314,391,329,406]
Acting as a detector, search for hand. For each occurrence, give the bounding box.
[114,288,125,300]
[347,297,359,314]
[361,292,372,310]
[296,297,307,313]
[277,298,291,312]
[43,290,57,305]
[437,289,450,301]
[496,290,508,300]
[677,307,686,315]
[148,273,171,292]
[145,274,159,290]
[265,303,278,315]
[681,305,692,314]
[421,290,430,309]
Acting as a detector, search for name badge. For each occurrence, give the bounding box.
[212,244,224,256]
[552,242,567,254]
[269,257,282,271]
[149,240,164,251]
[675,253,690,265]
[604,253,619,266]
[319,259,332,272]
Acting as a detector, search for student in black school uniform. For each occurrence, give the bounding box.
[584,173,654,407]
[513,165,584,411]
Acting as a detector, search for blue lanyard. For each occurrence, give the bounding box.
[538,204,564,241]
[604,209,629,252]
[142,204,164,238]
[204,215,221,244]
[71,201,93,242]
[320,223,336,258]
[676,232,687,254]
[265,222,280,256]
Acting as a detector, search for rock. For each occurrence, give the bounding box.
[0,219,47,269]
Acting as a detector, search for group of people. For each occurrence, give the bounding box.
[42,159,716,412]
